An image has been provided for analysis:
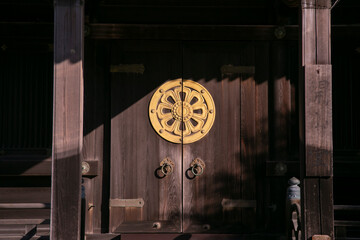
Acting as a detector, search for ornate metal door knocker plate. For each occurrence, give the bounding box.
[149,79,215,144]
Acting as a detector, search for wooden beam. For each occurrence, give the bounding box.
[2,22,360,41]
[88,24,299,40]
[300,0,334,239]
[51,0,84,239]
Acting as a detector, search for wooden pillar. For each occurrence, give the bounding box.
[51,0,84,239]
[300,0,334,239]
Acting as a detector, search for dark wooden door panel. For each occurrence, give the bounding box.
[109,41,268,234]
[110,41,182,233]
[182,42,257,233]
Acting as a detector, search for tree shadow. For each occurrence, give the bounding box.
[81,40,302,237]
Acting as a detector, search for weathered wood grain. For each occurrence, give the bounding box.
[240,73,256,231]
[51,0,84,239]
[303,178,321,237]
[83,39,108,233]
[0,209,50,219]
[0,159,97,176]
[304,65,332,177]
[182,42,258,233]
[254,43,269,228]
[270,42,291,162]
[319,178,334,238]
[300,0,333,238]
[0,187,50,203]
[109,41,182,233]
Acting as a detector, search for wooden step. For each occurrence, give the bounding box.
[0,209,50,219]
[0,224,50,238]
[0,236,49,240]
[0,219,49,225]
[0,188,51,203]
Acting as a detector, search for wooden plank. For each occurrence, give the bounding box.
[51,0,84,239]
[89,24,299,40]
[312,235,331,240]
[255,43,269,228]
[0,237,48,240]
[0,159,51,176]
[270,42,291,162]
[109,41,182,233]
[83,39,107,233]
[0,209,50,219]
[319,178,334,238]
[303,178,334,239]
[0,203,50,208]
[303,178,321,238]
[182,42,252,233]
[2,22,360,41]
[0,219,49,225]
[304,65,332,176]
[240,71,256,231]
[0,224,50,235]
[316,8,331,64]
[0,188,50,203]
[301,7,316,65]
[0,224,25,233]
[0,159,98,176]
[85,234,121,240]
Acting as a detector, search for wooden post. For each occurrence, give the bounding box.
[300,0,334,239]
[51,0,84,239]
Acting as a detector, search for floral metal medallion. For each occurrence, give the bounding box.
[149,79,216,144]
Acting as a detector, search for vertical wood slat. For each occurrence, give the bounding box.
[319,178,334,236]
[83,39,106,233]
[255,43,269,227]
[240,74,256,230]
[303,178,334,238]
[303,178,321,236]
[271,42,292,162]
[51,0,84,239]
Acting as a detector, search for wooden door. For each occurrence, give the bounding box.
[182,42,257,233]
[110,41,183,233]
[110,41,263,233]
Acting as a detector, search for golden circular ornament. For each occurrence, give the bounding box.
[149,79,215,144]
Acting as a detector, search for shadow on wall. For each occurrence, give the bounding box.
[81,40,300,234]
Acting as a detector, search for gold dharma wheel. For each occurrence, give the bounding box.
[149,79,216,144]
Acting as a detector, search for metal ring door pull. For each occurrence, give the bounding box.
[190,158,206,176]
[160,157,175,176]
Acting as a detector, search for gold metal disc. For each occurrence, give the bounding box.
[149,79,216,144]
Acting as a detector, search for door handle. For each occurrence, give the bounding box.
[190,158,205,176]
[160,157,175,176]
